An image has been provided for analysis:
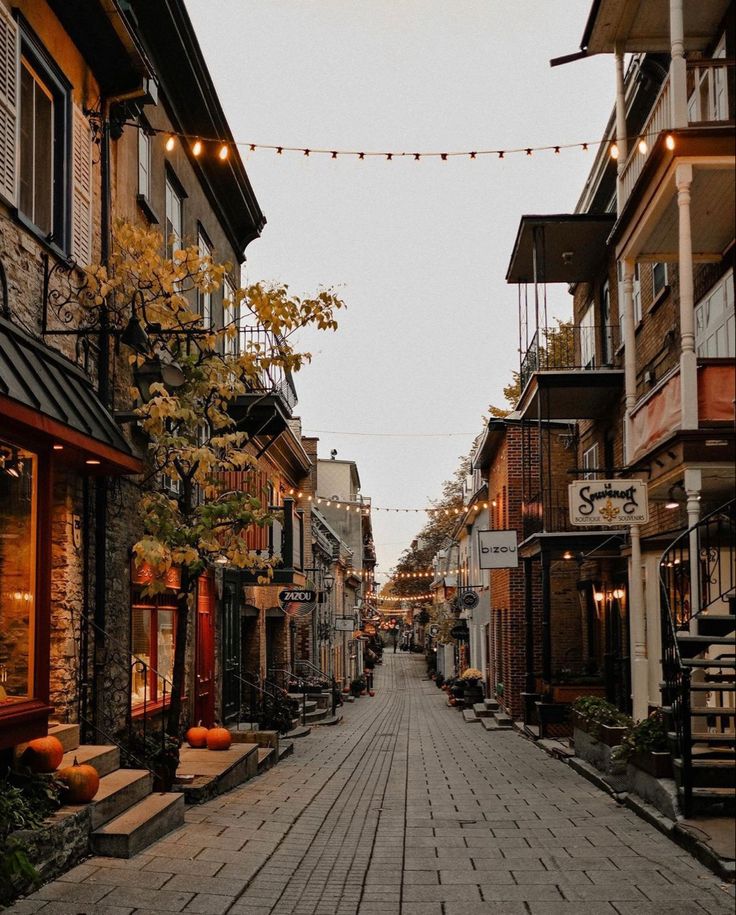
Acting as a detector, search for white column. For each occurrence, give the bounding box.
[615,48,629,214]
[685,467,702,634]
[629,525,648,720]
[669,0,689,128]
[677,164,698,429]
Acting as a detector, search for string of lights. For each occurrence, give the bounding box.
[124,119,685,167]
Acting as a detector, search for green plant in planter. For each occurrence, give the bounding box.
[496,682,504,697]
[350,677,366,697]
[572,696,633,738]
[612,710,669,765]
[0,772,63,905]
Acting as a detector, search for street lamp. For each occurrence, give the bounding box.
[323,572,335,593]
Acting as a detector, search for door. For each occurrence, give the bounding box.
[221,575,241,722]
[194,573,215,726]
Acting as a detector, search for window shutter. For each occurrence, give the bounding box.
[71,106,92,265]
[0,4,18,206]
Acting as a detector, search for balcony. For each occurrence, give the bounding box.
[522,487,612,540]
[628,359,735,466]
[229,327,298,438]
[517,323,624,421]
[241,497,306,585]
[618,59,733,217]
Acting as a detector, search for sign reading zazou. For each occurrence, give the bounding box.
[478,530,519,569]
[568,479,649,526]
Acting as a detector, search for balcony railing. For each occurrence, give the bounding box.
[522,487,608,539]
[520,324,621,393]
[239,326,298,414]
[619,60,732,211]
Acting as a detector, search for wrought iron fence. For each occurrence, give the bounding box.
[520,324,621,393]
[239,326,298,412]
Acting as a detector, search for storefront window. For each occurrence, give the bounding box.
[0,441,37,703]
[130,563,180,709]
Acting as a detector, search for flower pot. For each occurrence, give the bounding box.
[368,690,375,697]
[630,750,673,779]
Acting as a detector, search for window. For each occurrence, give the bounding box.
[696,269,735,357]
[138,126,150,201]
[130,564,180,709]
[223,276,237,355]
[165,174,183,261]
[16,21,71,249]
[582,443,599,480]
[580,302,596,369]
[197,228,212,326]
[0,440,37,701]
[652,262,668,299]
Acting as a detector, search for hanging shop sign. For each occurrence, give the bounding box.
[568,480,648,526]
[450,622,470,642]
[478,530,519,569]
[460,590,479,610]
[429,624,440,637]
[335,617,355,632]
[278,588,317,617]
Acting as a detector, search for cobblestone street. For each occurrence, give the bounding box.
[10,653,735,915]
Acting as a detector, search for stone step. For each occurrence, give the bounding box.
[484,699,500,711]
[462,709,480,724]
[257,748,275,771]
[304,707,329,723]
[60,744,120,779]
[285,725,311,739]
[481,717,513,732]
[494,713,514,727]
[174,744,259,804]
[47,722,80,754]
[473,703,493,718]
[278,740,294,761]
[88,768,153,830]
[91,792,184,858]
[312,713,343,727]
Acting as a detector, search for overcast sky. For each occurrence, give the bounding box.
[186,0,615,582]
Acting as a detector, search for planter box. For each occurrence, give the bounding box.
[630,749,673,779]
[599,724,629,747]
[551,684,606,703]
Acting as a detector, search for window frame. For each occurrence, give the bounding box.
[652,262,668,300]
[197,224,213,328]
[582,443,600,480]
[16,15,71,253]
[223,275,237,355]
[164,167,184,262]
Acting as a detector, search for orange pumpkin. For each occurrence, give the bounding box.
[57,757,100,803]
[206,726,232,751]
[185,722,209,748]
[21,736,64,773]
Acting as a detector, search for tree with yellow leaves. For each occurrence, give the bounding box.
[83,222,345,738]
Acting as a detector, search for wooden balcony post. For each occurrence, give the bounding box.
[614,48,628,214]
[676,163,698,429]
[620,258,637,462]
[684,467,702,636]
[669,0,689,128]
[629,524,648,721]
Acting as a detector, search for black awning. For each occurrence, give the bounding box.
[506,214,615,284]
[0,317,141,472]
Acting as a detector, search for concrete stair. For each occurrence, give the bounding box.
[91,793,185,858]
[484,699,500,712]
[285,725,311,739]
[312,713,343,727]
[278,740,294,761]
[462,709,480,724]
[481,714,514,732]
[89,769,153,829]
[60,744,120,779]
[257,748,275,772]
[473,703,493,718]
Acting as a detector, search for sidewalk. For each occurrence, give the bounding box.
[8,653,734,914]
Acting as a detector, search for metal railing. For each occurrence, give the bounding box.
[236,670,296,734]
[520,325,620,393]
[522,487,610,538]
[239,326,298,413]
[294,659,338,717]
[659,498,736,816]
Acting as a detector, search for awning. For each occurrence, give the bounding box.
[0,317,141,473]
[506,214,615,284]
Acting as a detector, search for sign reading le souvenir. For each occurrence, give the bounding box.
[278,588,317,617]
[568,479,648,526]
[460,590,479,609]
[477,530,519,569]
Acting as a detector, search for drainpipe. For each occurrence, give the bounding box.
[621,257,648,720]
[614,47,629,215]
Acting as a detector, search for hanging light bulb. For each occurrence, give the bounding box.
[665,134,676,151]
[638,138,648,155]
[610,143,619,160]
[218,144,229,161]
[165,135,176,152]
[192,139,203,157]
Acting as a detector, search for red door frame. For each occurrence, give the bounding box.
[194,572,216,726]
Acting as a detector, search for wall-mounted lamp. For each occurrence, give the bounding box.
[665,482,684,509]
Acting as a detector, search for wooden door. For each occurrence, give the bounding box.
[221,576,241,722]
[194,573,215,726]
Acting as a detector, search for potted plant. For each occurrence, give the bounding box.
[572,696,632,747]
[434,673,444,689]
[613,710,673,778]
[350,677,366,698]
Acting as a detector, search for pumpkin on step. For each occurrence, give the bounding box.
[185,722,209,748]
[21,735,64,773]
[57,758,100,803]
[206,726,232,751]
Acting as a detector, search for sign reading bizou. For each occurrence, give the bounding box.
[478,530,519,569]
[568,479,649,526]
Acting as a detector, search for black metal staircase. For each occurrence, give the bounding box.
[660,498,736,817]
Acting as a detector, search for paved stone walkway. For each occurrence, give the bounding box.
[10,653,735,915]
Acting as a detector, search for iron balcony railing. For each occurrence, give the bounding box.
[239,326,298,413]
[520,324,621,393]
[522,487,610,539]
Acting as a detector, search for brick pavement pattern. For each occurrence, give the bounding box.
[9,653,735,915]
